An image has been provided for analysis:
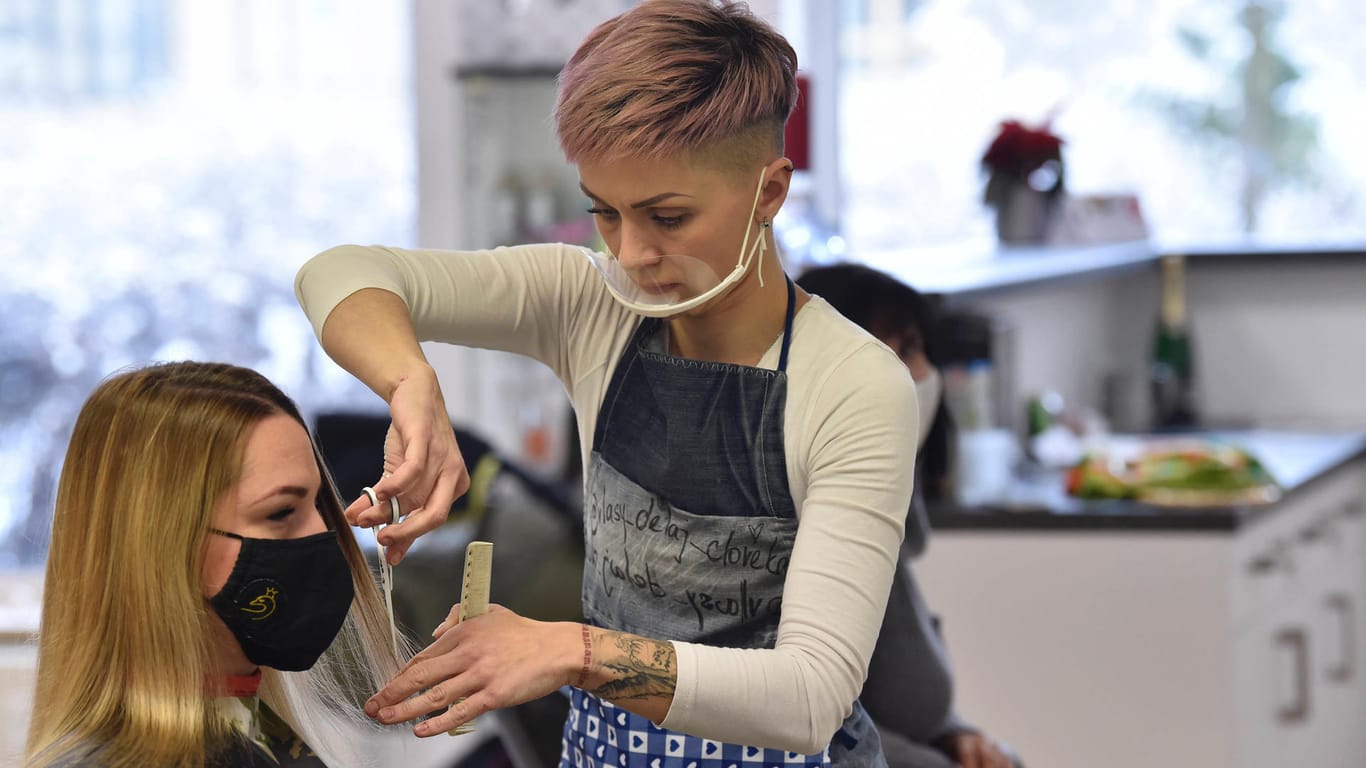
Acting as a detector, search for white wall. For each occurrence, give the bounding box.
[0,568,43,766]
[1186,260,1366,430]
[952,257,1366,436]
[963,274,1147,432]
[0,644,37,766]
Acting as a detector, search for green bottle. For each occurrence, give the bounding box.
[1150,254,1197,429]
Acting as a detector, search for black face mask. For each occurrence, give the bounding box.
[208,529,355,672]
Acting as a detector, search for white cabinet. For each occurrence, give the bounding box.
[1308,494,1366,762]
[916,457,1366,768]
[1232,462,1366,768]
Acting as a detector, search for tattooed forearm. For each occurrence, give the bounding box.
[589,632,677,701]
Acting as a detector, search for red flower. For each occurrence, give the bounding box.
[981,119,1066,208]
[981,119,1064,177]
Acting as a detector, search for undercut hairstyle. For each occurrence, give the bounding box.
[555,0,799,166]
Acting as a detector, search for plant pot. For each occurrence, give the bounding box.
[994,185,1053,245]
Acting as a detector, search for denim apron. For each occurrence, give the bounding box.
[562,280,885,768]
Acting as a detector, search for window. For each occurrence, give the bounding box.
[0,0,414,567]
[815,0,1366,256]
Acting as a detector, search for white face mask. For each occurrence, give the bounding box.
[581,169,769,318]
[914,367,941,449]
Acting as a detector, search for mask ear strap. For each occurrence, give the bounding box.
[745,166,770,288]
[209,527,244,541]
[756,219,770,288]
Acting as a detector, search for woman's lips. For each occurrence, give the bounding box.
[639,282,681,296]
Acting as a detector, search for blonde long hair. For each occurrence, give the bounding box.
[26,362,408,768]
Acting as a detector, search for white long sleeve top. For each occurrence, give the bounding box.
[295,243,917,754]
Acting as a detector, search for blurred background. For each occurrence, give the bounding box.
[2,1,1364,766]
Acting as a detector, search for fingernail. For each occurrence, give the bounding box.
[379,706,395,722]
[415,721,432,736]
[365,700,379,717]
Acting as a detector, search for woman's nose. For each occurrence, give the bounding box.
[616,225,663,271]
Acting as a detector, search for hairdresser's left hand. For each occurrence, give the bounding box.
[366,604,581,736]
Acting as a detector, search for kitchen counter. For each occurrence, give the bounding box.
[857,238,1156,297]
[857,236,1366,299]
[927,430,1366,532]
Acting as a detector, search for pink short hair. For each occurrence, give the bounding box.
[555,0,799,165]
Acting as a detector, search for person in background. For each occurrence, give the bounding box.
[796,264,1020,768]
[26,361,407,768]
[294,1,917,765]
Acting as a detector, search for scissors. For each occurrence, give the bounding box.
[362,486,402,657]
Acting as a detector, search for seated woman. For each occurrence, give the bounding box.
[25,361,407,768]
[796,264,1020,768]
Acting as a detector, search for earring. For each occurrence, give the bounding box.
[761,219,771,229]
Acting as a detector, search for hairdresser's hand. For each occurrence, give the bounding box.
[344,366,470,564]
[940,730,1015,768]
[366,604,581,736]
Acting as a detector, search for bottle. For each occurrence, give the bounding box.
[942,360,994,431]
[1150,254,1198,429]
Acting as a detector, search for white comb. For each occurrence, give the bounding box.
[449,540,493,736]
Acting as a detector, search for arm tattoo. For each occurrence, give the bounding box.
[590,633,677,701]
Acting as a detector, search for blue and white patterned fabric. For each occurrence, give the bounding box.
[562,688,831,768]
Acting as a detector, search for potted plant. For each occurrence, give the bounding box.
[981,119,1066,245]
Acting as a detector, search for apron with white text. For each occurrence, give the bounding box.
[562,280,885,768]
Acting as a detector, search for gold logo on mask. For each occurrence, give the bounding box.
[241,586,279,621]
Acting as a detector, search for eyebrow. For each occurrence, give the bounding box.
[579,182,692,209]
[249,485,312,506]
